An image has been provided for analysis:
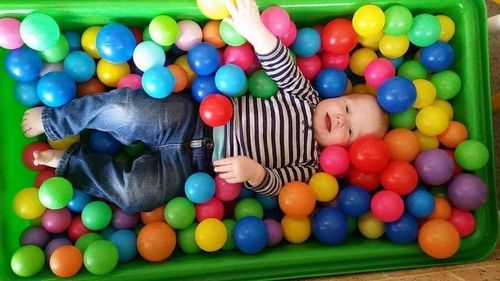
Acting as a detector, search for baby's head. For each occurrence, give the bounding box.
[313,94,389,147]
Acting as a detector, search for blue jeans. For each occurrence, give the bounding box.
[42,88,213,214]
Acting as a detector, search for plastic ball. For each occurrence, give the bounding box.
[398,60,427,81]
[321,18,358,55]
[432,99,453,120]
[319,145,350,176]
[408,14,441,47]
[197,0,230,20]
[349,136,391,174]
[406,189,435,218]
[455,140,489,171]
[278,182,316,218]
[67,217,91,241]
[149,15,179,46]
[349,48,377,76]
[64,31,81,51]
[347,168,380,191]
[109,229,137,262]
[338,186,371,217]
[263,219,283,247]
[39,35,69,63]
[142,66,175,99]
[281,215,311,244]
[312,208,349,245]
[38,177,73,210]
[83,240,119,275]
[5,47,43,82]
[389,108,416,130]
[261,6,291,38]
[15,81,41,107]
[416,106,449,136]
[140,206,165,225]
[219,19,246,47]
[195,218,227,252]
[378,34,410,59]
[63,51,95,82]
[188,42,220,75]
[420,42,454,73]
[215,64,247,97]
[415,130,440,150]
[418,219,460,259]
[234,217,268,254]
[96,58,130,87]
[117,74,142,90]
[321,52,349,70]
[39,62,63,76]
[20,13,60,51]
[429,196,452,220]
[292,28,321,57]
[42,208,72,233]
[431,70,461,100]
[112,208,139,229]
[82,201,112,230]
[203,20,225,48]
[358,212,384,239]
[371,190,404,222]
[133,41,166,72]
[77,78,106,96]
[384,128,420,162]
[308,172,339,202]
[37,71,76,107]
[75,233,103,253]
[377,77,416,113]
[448,174,487,211]
[196,197,224,221]
[256,194,278,210]
[385,213,418,244]
[364,58,395,88]
[383,5,413,35]
[22,142,51,171]
[0,18,23,49]
[137,221,176,261]
[20,226,50,248]
[191,74,217,102]
[81,26,101,58]
[234,198,263,220]
[221,219,236,250]
[415,149,454,185]
[315,68,348,98]
[45,238,73,262]
[178,223,201,254]
[296,55,322,80]
[49,245,83,277]
[353,5,385,37]
[214,175,241,202]
[281,20,298,47]
[13,188,46,220]
[449,208,475,237]
[175,20,202,51]
[358,31,383,50]
[88,130,122,154]
[185,172,216,203]
[11,245,45,277]
[199,93,233,126]
[164,197,195,229]
[380,161,418,195]
[223,43,254,71]
[436,15,455,42]
[166,65,187,93]
[248,69,278,99]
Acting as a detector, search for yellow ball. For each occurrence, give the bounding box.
[436,15,455,42]
[281,216,311,244]
[352,5,385,37]
[366,83,377,96]
[344,79,353,94]
[96,59,130,87]
[349,48,377,76]
[195,218,227,252]
[352,83,369,94]
[175,55,196,86]
[416,106,449,136]
[358,212,384,239]
[13,188,46,220]
[432,99,454,120]
[81,26,101,59]
[308,172,339,202]
[197,0,231,20]
[379,34,410,59]
[413,79,437,109]
[415,130,440,150]
[358,31,384,50]
[49,135,80,150]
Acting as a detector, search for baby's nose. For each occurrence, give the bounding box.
[335,114,346,127]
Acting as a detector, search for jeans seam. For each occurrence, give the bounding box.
[54,143,78,176]
[41,107,58,141]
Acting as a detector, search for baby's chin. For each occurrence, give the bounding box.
[314,131,349,148]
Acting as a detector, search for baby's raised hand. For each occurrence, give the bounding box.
[213,155,265,186]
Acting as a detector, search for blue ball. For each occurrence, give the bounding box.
[5,47,43,82]
[15,81,41,107]
[168,44,186,57]
[420,42,454,72]
[256,193,278,210]
[338,186,371,217]
[292,28,321,57]
[37,71,76,107]
[238,187,255,199]
[89,130,123,154]
[64,31,81,51]
[264,209,283,221]
[215,64,247,97]
[191,75,218,103]
[63,51,96,82]
[142,66,175,99]
[388,56,404,68]
[184,172,215,203]
[109,229,137,262]
[312,208,349,245]
[68,189,92,213]
[96,23,136,63]
[234,217,268,254]
[377,77,416,113]
[405,188,435,218]
[315,68,348,98]
[187,43,220,75]
[100,226,116,240]
[384,213,418,244]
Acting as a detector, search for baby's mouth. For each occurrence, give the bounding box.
[325,113,332,132]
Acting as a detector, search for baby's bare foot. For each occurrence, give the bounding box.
[21,106,45,138]
[33,149,65,168]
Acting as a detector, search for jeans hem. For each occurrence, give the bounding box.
[55,144,79,177]
[41,107,58,141]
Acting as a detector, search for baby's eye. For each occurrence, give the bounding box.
[348,127,353,137]
[345,104,349,114]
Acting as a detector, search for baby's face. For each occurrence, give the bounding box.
[313,94,388,147]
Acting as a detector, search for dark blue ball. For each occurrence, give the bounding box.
[191,75,218,103]
[338,186,371,217]
[37,71,77,107]
[96,23,136,63]
[312,208,349,245]
[5,47,43,82]
[89,130,123,154]
[420,42,454,72]
[256,193,278,210]
[388,56,404,68]
[238,187,255,199]
[384,213,418,244]
[64,31,82,51]
[187,43,220,76]
[109,229,137,262]
[315,68,348,98]
[292,27,321,57]
[15,81,41,107]
[234,217,268,254]
[264,209,283,221]
[377,77,416,113]
[405,188,435,218]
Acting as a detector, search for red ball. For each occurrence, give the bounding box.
[321,52,350,70]
[296,55,322,80]
[223,43,255,71]
[22,142,51,171]
[445,149,463,176]
[199,94,233,127]
[196,197,224,222]
[224,200,237,218]
[67,216,91,241]
[348,167,380,191]
[448,208,475,237]
[380,161,418,195]
[321,18,358,55]
[371,190,404,222]
[34,168,56,188]
[214,175,242,202]
[129,27,143,44]
[349,136,391,174]
[319,145,350,177]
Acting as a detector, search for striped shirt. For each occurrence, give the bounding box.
[222,41,320,196]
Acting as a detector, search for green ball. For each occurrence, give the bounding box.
[347,216,358,234]
[407,14,441,47]
[76,233,104,253]
[82,201,112,230]
[149,15,179,47]
[164,197,195,229]
[219,19,246,47]
[431,185,447,198]
[84,240,119,275]
[384,5,413,35]
[178,223,201,254]
[11,245,45,277]
[397,60,427,81]
[389,107,417,129]
[222,219,236,250]
[39,34,69,63]
[249,70,278,99]
[431,70,462,100]
[455,140,489,171]
[124,141,147,157]
[38,177,73,209]
[234,198,263,220]
[20,13,60,51]
[143,27,171,51]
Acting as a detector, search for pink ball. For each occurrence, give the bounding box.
[321,52,349,70]
[297,55,322,80]
[223,43,254,71]
[214,175,242,202]
[175,20,202,51]
[0,18,23,49]
[370,190,404,222]
[264,218,283,247]
[261,6,291,38]
[281,21,297,47]
[42,208,72,234]
[319,145,350,177]
[244,54,262,76]
[196,197,224,222]
[118,74,142,90]
[448,208,475,237]
[364,58,395,88]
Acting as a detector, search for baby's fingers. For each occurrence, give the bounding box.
[223,0,238,16]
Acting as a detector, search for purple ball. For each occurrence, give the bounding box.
[44,238,72,261]
[42,208,72,233]
[415,149,454,185]
[263,219,283,247]
[20,226,50,248]
[320,198,339,209]
[448,173,488,210]
[112,208,140,229]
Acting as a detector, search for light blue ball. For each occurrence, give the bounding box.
[292,28,321,57]
[96,23,136,63]
[184,172,215,204]
[37,71,76,107]
[133,41,166,72]
[63,51,96,82]
[142,66,175,99]
[68,189,92,213]
[388,56,404,68]
[405,188,435,218]
[109,229,137,262]
[215,64,247,97]
[15,81,41,107]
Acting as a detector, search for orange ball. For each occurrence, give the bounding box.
[444,149,463,175]
[168,64,188,93]
[49,245,83,277]
[278,182,316,217]
[77,78,106,97]
[174,55,196,86]
[137,221,176,262]
[384,128,420,162]
[140,205,165,224]
[418,219,460,259]
[438,121,468,148]
[429,196,451,220]
[203,20,226,49]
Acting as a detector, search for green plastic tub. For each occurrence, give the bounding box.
[0,0,497,280]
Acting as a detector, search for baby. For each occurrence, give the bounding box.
[21,0,388,213]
